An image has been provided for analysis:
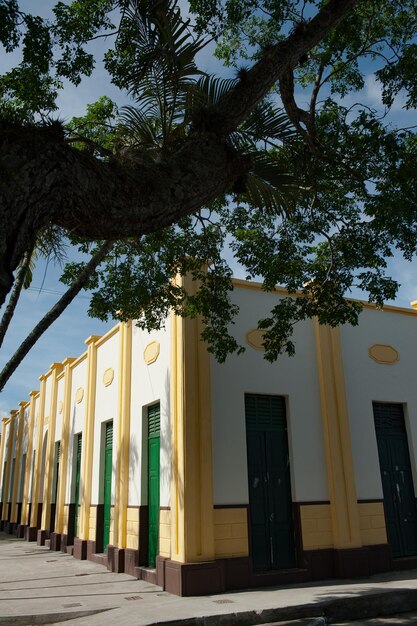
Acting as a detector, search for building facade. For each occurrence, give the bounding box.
[2,277,417,596]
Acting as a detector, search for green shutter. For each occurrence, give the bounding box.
[103,421,113,552]
[74,434,82,537]
[148,404,160,567]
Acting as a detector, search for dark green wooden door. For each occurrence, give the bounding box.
[148,404,160,568]
[246,394,295,571]
[103,421,113,552]
[374,403,417,557]
[74,434,82,538]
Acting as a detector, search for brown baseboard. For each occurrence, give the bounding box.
[125,548,139,577]
[15,523,26,538]
[73,537,87,560]
[37,529,49,546]
[49,532,62,551]
[25,526,38,542]
[107,545,125,573]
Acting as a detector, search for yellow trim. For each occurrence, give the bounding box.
[55,358,75,534]
[115,321,132,549]
[94,324,118,349]
[69,351,87,369]
[232,278,417,317]
[41,363,63,530]
[2,412,16,519]
[0,418,8,506]
[300,504,333,550]
[79,336,101,541]
[143,341,160,365]
[20,391,38,525]
[368,344,399,364]
[31,374,48,527]
[313,321,361,549]
[358,502,388,546]
[10,403,26,522]
[213,508,249,558]
[170,274,215,563]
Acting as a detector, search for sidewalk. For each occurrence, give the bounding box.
[1,533,417,626]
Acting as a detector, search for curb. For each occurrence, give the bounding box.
[149,588,417,626]
[0,608,112,626]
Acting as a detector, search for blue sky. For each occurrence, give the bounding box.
[1,1,417,415]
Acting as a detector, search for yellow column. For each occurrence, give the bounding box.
[115,322,132,549]
[30,374,47,528]
[314,321,361,548]
[41,363,63,530]
[2,412,16,519]
[79,336,101,541]
[0,418,8,503]
[170,275,215,563]
[10,402,27,522]
[55,358,75,535]
[21,391,39,526]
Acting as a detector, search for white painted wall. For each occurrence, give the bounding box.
[129,322,171,507]
[91,330,120,507]
[211,286,328,505]
[54,376,65,443]
[65,357,87,503]
[341,306,417,499]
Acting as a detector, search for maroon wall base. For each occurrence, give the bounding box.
[49,532,62,551]
[37,529,49,546]
[25,526,38,541]
[107,545,125,573]
[73,538,88,560]
[125,548,140,577]
[15,523,26,538]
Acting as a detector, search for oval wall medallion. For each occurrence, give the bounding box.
[368,344,399,365]
[246,328,266,351]
[144,341,160,365]
[58,400,63,414]
[75,387,84,403]
[103,367,114,387]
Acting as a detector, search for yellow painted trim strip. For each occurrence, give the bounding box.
[20,391,38,525]
[313,321,361,549]
[94,323,119,349]
[10,403,26,522]
[30,374,48,528]
[0,419,8,507]
[2,413,16,519]
[41,363,63,530]
[79,336,100,541]
[55,359,75,534]
[170,274,215,563]
[232,278,417,317]
[69,351,87,370]
[115,322,132,549]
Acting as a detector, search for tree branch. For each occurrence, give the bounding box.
[0,240,114,392]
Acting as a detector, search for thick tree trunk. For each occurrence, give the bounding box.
[0,240,113,392]
[0,0,361,308]
[0,243,35,349]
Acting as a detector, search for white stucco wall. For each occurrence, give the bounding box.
[341,306,417,500]
[211,285,328,505]
[66,356,87,503]
[129,322,171,508]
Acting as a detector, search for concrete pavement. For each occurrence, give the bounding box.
[1,533,417,625]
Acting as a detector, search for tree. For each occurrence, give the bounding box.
[1,0,417,373]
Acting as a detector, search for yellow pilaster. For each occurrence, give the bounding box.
[30,374,47,528]
[313,321,361,548]
[21,391,38,526]
[0,418,8,502]
[55,358,75,535]
[115,322,132,549]
[170,275,215,563]
[41,363,63,530]
[79,335,101,541]
[10,402,27,522]
[2,412,17,519]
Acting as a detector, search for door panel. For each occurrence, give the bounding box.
[246,394,295,571]
[103,422,113,552]
[74,434,82,538]
[374,402,417,558]
[148,403,160,568]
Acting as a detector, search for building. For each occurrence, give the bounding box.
[1,277,417,596]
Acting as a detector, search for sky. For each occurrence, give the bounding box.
[1,1,417,415]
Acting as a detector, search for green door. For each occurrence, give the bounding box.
[374,402,417,557]
[246,394,295,571]
[148,404,160,568]
[103,421,113,553]
[74,434,82,538]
